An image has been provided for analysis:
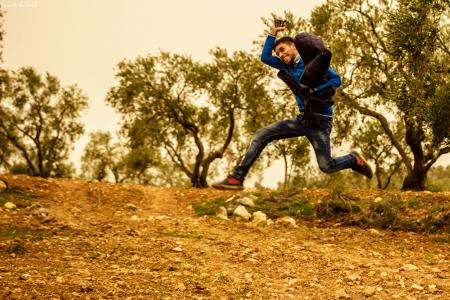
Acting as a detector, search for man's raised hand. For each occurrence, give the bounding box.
[270,18,287,36]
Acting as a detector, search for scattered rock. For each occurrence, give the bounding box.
[37,207,48,216]
[176,282,186,291]
[275,216,298,228]
[287,278,299,286]
[428,284,438,292]
[4,202,16,210]
[233,205,251,220]
[239,197,255,207]
[363,286,376,296]
[374,197,382,203]
[0,180,7,192]
[251,211,267,225]
[368,228,383,236]
[125,203,138,211]
[56,276,64,283]
[431,267,440,273]
[130,215,140,221]
[347,274,361,282]
[335,288,350,299]
[216,206,228,220]
[401,264,419,271]
[248,194,258,200]
[225,195,239,203]
[19,273,31,280]
[172,247,183,252]
[411,283,424,291]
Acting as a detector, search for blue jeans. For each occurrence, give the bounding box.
[232,114,356,181]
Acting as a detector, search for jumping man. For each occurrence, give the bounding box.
[213,20,373,190]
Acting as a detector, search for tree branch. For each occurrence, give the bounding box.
[163,140,193,179]
[341,91,413,172]
[425,146,450,171]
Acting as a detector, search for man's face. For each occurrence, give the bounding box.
[274,42,298,65]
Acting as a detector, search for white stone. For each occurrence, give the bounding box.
[37,207,48,216]
[225,195,239,203]
[266,219,274,226]
[56,276,64,283]
[374,197,383,203]
[401,264,419,271]
[233,205,251,220]
[251,211,267,225]
[0,180,7,192]
[20,273,31,280]
[363,286,376,296]
[431,267,440,273]
[216,206,228,220]
[369,228,383,236]
[428,284,438,292]
[176,282,186,291]
[347,274,361,281]
[4,202,16,209]
[125,203,138,211]
[130,215,140,221]
[171,247,183,252]
[334,288,349,299]
[275,216,298,228]
[239,197,255,207]
[411,284,424,291]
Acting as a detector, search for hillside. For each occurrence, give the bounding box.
[0,174,449,299]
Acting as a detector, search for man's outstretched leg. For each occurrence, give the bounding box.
[306,117,373,178]
[212,116,307,190]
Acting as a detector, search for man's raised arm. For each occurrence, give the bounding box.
[260,21,287,70]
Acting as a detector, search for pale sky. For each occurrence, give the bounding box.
[1,0,448,187]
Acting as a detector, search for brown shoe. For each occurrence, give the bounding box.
[350,151,373,179]
[212,176,244,190]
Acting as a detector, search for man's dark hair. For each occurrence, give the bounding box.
[272,36,295,51]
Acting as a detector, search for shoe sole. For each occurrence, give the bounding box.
[350,151,373,179]
[212,184,244,190]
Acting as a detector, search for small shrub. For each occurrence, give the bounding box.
[316,199,361,219]
[367,197,403,229]
[0,187,37,208]
[5,242,26,254]
[193,197,226,216]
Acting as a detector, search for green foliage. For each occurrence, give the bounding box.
[367,197,404,229]
[427,165,450,191]
[164,231,202,239]
[107,49,273,187]
[0,187,36,208]
[0,6,4,62]
[0,68,88,177]
[0,228,53,241]
[352,120,405,189]
[81,131,123,182]
[193,197,226,216]
[197,189,449,232]
[307,0,450,190]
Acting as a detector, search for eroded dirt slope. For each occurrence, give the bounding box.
[0,175,448,299]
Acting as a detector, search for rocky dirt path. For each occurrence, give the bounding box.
[0,175,448,299]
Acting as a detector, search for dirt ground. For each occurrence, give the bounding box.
[0,174,448,299]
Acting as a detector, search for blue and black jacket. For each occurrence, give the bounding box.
[260,34,342,116]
